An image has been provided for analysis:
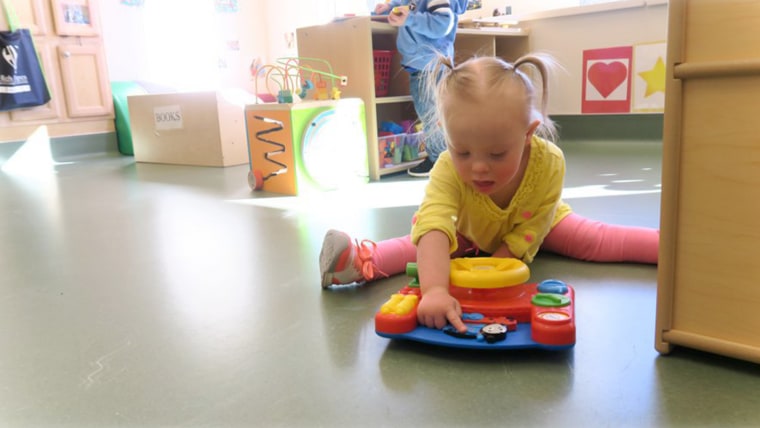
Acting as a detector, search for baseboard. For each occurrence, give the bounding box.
[553,114,664,141]
[0,132,121,165]
[0,115,662,166]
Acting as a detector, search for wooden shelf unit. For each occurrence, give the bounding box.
[296,17,528,180]
[655,0,760,364]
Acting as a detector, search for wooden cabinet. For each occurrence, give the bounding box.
[297,17,528,180]
[0,0,113,143]
[5,0,47,35]
[655,0,760,364]
[57,42,111,117]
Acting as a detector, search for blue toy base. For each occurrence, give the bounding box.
[377,321,575,351]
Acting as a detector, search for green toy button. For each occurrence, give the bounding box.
[406,262,420,287]
[531,293,571,307]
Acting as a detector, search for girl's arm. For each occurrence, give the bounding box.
[404,2,458,38]
[416,230,468,333]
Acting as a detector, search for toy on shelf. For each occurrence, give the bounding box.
[250,57,348,103]
[374,258,576,350]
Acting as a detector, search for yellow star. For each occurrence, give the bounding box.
[637,56,666,97]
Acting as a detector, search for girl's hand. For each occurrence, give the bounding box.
[417,288,467,332]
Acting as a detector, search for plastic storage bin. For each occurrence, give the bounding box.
[403,131,424,161]
[378,133,404,167]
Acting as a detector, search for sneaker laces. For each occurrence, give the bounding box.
[356,239,388,281]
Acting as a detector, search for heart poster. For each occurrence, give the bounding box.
[582,46,633,113]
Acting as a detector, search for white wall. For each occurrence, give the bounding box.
[462,0,635,18]
[99,1,145,82]
[100,0,270,92]
[510,0,631,15]
[523,2,667,114]
[99,0,375,93]
[99,0,327,92]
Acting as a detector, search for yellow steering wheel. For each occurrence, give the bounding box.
[450,257,530,289]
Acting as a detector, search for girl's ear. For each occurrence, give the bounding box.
[525,120,541,143]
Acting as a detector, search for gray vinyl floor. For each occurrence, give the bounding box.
[2,138,760,428]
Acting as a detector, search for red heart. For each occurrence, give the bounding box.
[588,61,628,98]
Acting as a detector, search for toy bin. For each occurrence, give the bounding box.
[373,50,394,97]
[403,131,424,161]
[378,133,404,167]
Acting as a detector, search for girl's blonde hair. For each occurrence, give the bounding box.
[420,53,559,143]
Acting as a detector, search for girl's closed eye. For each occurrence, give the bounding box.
[452,150,470,159]
[490,151,507,160]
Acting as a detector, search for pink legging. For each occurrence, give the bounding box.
[368,213,659,280]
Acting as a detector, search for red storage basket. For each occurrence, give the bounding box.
[373,50,394,97]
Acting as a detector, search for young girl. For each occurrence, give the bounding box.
[319,54,659,333]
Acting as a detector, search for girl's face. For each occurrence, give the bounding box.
[443,93,539,198]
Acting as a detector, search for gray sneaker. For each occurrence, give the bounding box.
[319,229,375,288]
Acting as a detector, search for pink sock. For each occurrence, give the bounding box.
[370,234,418,280]
[542,213,659,264]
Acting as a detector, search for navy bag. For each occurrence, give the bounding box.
[0,0,51,111]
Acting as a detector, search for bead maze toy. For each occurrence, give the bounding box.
[374,258,576,350]
[250,57,348,104]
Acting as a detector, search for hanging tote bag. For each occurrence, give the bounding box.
[0,0,51,111]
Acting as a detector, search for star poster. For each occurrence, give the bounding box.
[632,42,666,112]
[581,46,633,114]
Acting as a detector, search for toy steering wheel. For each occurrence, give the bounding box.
[449,258,530,289]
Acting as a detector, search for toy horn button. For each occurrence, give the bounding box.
[537,279,569,294]
[537,312,571,323]
[531,293,571,307]
[479,323,508,343]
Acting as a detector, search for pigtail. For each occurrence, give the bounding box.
[417,53,456,145]
[513,53,558,141]
[423,53,455,106]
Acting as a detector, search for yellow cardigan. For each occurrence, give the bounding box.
[411,136,572,263]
